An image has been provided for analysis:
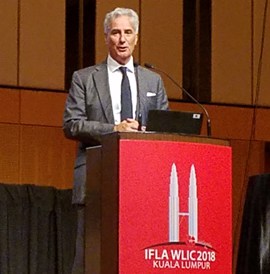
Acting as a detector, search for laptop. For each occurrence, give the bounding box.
[146,109,203,135]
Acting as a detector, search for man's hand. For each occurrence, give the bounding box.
[114,118,139,132]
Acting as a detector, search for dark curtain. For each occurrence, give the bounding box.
[236,173,270,274]
[0,183,77,274]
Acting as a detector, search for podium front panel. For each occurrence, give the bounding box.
[118,139,232,274]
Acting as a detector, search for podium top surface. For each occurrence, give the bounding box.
[101,131,230,147]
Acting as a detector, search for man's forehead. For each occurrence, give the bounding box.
[110,16,134,28]
[110,26,134,31]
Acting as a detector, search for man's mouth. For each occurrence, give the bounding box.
[118,47,128,52]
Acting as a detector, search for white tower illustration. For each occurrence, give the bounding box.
[168,163,199,243]
[169,163,179,242]
[188,164,198,242]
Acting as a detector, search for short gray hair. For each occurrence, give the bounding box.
[104,7,139,34]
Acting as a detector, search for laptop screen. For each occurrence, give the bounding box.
[146,109,203,135]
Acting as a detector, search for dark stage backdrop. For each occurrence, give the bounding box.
[236,173,270,274]
[0,184,77,274]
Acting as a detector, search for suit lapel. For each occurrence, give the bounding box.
[92,63,149,124]
[92,64,114,124]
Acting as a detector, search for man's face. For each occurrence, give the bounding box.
[105,15,138,65]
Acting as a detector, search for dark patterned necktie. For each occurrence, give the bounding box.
[119,66,133,120]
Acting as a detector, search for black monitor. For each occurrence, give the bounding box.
[146,109,203,135]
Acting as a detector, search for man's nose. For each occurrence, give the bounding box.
[119,33,127,42]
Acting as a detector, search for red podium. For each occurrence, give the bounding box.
[85,132,232,274]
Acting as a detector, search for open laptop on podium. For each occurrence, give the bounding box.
[146,109,203,135]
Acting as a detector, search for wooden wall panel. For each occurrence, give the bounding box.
[19,0,65,90]
[20,90,68,127]
[0,1,18,85]
[169,102,255,140]
[254,0,270,106]
[0,88,20,123]
[141,0,183,100]
[254,108,270,141]
[206,105,253,140]
[95,0,140,64]
[170,101,270,142]
[20,125,76,188]
[0,124,20,183]
[212,1,252,104]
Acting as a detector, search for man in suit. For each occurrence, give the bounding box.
[63,7,168,273]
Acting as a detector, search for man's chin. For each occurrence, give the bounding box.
[115,53,131,64]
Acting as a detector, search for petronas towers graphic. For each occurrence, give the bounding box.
[169,163,198,243]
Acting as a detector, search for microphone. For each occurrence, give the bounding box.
[144,63,211,137]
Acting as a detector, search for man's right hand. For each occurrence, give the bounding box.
[114,118,139,132]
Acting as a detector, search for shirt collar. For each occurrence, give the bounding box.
[107,55,135,73]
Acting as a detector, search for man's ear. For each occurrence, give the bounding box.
[135,34,139,45]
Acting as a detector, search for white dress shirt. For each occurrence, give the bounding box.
[107,55,137,124]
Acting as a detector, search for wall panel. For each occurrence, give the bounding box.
[254,108,270,141]
[0,1,18,85]
[0,124,20,183]
[254,0,270,106]
[169,101,256,140]
[20,90,67,127]
[141,0,183,100]
[212,1,252,104]
[20,125,76,188]
[0,89,20,123]
[19,0,66,90]
[95,0,140,64]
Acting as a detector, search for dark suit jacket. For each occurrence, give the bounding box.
[63,62,169,204]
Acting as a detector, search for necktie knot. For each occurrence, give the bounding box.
[119,66,127,75]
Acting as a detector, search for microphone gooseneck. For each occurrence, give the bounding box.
[144,63,211,137]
